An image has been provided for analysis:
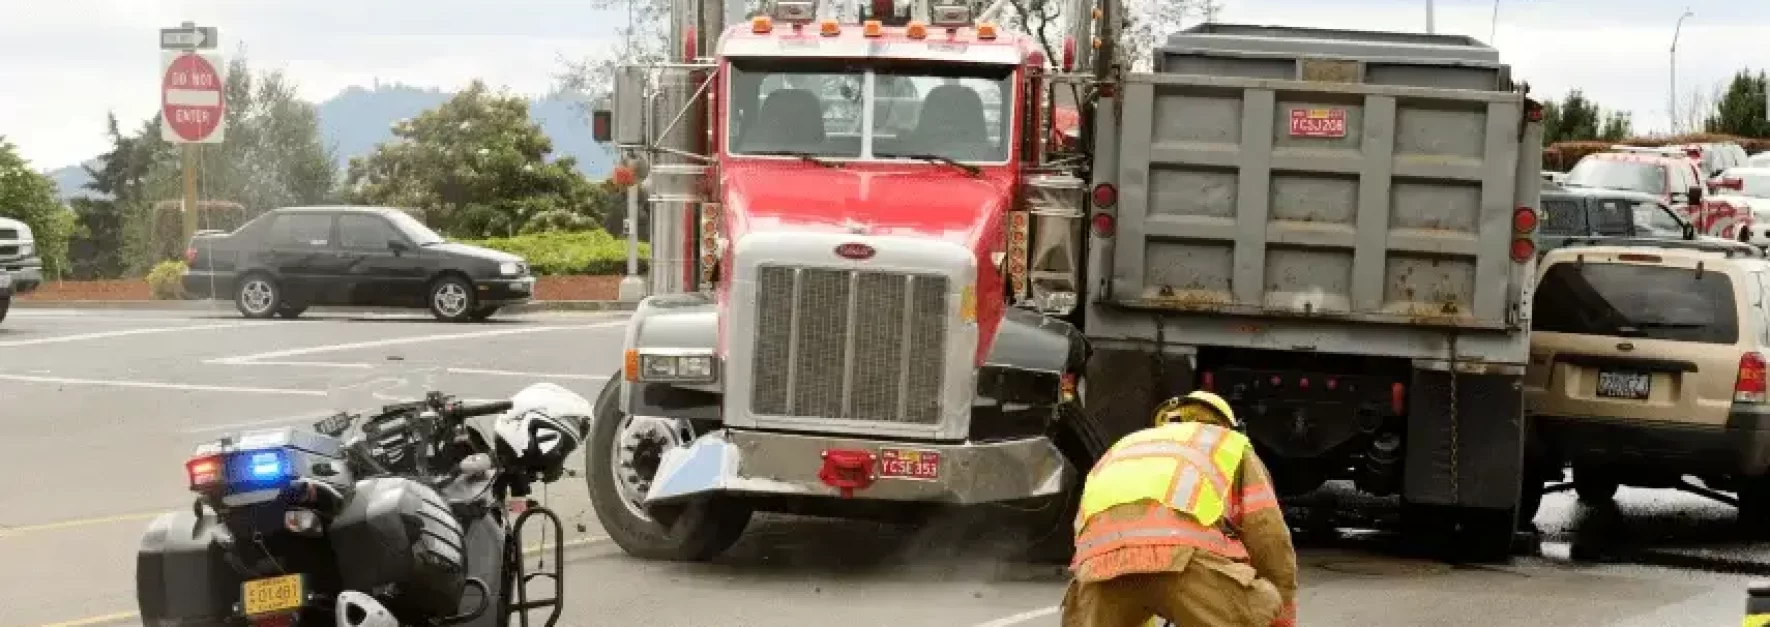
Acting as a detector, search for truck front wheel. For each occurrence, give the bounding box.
[585,374,752,561]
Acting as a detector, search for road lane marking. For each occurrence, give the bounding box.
[206,323,621,365]
[240,360,376,369]
[0,512,163,538]
[971,606,1060,627]
[0,374,326,396]
[24,535,609,627]
[0,321,269,348]
[448,367,611,380]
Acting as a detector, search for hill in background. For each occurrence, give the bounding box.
[45,83,614,202]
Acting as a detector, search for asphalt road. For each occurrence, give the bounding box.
[0,306,1765,627]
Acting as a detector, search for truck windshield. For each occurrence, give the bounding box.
[726,59,1014,164]
[1564,158,1666,195]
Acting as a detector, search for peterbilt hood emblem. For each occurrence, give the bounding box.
[834,242,876,260]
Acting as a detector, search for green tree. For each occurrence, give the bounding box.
[0,137,74,277]
[1704,69,1770,137]
[344,80,605,237]
[1541,90,1606,143]
[68,112,157,279]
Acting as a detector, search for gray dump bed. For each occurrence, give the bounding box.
[1096,23,1539,333]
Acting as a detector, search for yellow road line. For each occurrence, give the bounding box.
[0,512,162,538]
[22,535,608,627]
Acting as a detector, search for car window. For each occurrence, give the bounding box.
[1532,260,1738,344]
[1565,158,1666,195]
[1630,201,1685,236]
[266,213,332,249]
[1590,200,1631,235]
[1540,198,1585,235]
[338,214,402,251]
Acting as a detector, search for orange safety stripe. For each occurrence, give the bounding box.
[1240,484,1279,513]
[1073,506,1249,563]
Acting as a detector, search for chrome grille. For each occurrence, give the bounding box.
[0,246,16,256]
[750,265,951,425]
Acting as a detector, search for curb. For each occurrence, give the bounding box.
[10,300,640,314]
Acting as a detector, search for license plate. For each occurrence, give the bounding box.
[1596,370,1651,400]
[240,574,304,617]
[879,448,941,481]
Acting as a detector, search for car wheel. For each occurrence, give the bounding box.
[428,275,477,322]
[585,373,752,561]
[276,304,308,319]
[1572,464,1620,504]
[234,274,281,319]
[1738,479,1770,540]
[468,306,499,322]
[0,296,9,323]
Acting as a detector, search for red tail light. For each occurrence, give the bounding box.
[1390,382,1406,415]
[1091,183,1117,208]
[1200,371,1216,392]
[1737,352,1767,403]
[186,455,222,491]
[185,247,197,264]
[1510,238,1536,262]
[1513,206,1539,233]
[1091,212,1116,237]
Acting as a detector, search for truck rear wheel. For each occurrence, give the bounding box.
[585,373,752,562]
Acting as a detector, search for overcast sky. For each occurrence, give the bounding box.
[1,0,1766,170]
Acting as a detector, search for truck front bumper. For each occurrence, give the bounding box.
[645,428,1070,506]
[0,257,41,292]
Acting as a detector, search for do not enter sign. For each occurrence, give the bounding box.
[160,51,227,143]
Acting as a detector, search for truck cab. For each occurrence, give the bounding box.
[0,217,40,294]
[588,0,1095,563]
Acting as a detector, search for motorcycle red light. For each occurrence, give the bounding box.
[186,455,222,491]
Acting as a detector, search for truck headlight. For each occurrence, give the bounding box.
[498,261,521,276]
[639,354,718,383]
[17,243,31,257]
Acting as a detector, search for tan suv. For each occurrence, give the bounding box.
[1522,238,1770,532]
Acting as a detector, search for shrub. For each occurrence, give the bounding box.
[146,260,188,300]
[464,230,651,276]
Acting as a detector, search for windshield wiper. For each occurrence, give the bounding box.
[749,150,840,168]
[883,153,980,177]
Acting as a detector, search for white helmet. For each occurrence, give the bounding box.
[493,382,590,482]
[335,591,398,627]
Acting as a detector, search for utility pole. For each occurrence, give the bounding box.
[1670,8,1695,134]
[1426,0,1435,34]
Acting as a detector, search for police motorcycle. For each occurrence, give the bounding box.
[135,366,588,627]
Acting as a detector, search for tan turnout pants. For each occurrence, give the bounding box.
[1059,551,1282,627]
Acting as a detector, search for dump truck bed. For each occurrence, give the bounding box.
[1094,23,1538,333]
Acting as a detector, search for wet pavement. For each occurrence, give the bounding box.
[0,306,1763,626]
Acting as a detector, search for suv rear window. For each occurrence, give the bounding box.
[1532,261,1738,344]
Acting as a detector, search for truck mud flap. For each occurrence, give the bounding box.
[1403,369,1524,509]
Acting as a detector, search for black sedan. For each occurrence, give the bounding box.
[184,206,535,322]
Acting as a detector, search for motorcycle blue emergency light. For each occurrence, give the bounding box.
[228,448,295,487]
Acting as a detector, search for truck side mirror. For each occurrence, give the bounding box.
[611,66,648,147]
[1688,186,1704,206]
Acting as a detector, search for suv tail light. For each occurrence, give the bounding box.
[1737,352,1767,403]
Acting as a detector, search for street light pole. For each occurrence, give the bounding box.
[1426,0,1435,34]
[1671,8,1695,134]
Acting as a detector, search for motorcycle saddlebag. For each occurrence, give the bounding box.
[329,477,468,617]
[136,508,240,627]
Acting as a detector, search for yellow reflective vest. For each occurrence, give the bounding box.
[1076,421,1250,532]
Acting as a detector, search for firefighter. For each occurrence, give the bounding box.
[1060,391,1299,627]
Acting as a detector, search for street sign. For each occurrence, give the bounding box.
[160,51,227,144]
[160,26,218,50]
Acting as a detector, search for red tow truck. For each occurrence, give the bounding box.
[586,0,1097,561]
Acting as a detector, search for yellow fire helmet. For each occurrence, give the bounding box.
[1153,390,1242,431]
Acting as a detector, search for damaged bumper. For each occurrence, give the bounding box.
[645,428,1070,506]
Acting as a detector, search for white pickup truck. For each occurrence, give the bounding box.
[0,216,40,294]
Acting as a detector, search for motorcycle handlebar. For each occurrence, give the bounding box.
[442,400,513,421]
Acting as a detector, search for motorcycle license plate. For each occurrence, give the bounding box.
[241,574,304,616]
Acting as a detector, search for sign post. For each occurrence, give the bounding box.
[159,21,224,248]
